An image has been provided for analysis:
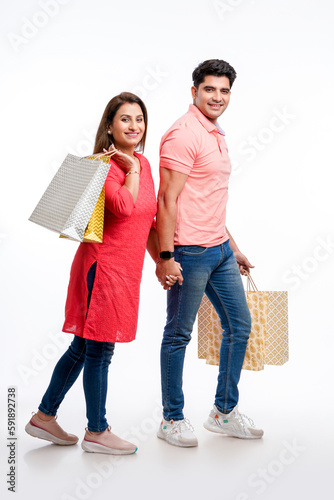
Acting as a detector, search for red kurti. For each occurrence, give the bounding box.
[62,153,157,343]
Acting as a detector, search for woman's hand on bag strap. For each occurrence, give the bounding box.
[103,146,140,174]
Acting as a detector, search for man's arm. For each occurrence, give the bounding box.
[226,227,254,275]
[156,167,188,288]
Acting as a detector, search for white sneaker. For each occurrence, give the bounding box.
[157,417,198,447]
[204,405,263,439]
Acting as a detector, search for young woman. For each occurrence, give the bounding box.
[25,92,176,455]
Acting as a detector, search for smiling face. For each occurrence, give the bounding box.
[108,102,145,151]
[191,75,231,123]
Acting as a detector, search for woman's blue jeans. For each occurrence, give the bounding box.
[38,262,115,432]
[160,240,251,421]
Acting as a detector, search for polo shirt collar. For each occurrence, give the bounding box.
[188,104,225,136]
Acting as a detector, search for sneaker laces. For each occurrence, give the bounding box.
[236,411,255,429]
[166,418,194,435]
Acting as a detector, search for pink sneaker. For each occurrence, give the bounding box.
[25,413,78,445]
[82,426,137,455]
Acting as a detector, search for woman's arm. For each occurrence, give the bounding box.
[146,227,159,263]
[104,171,136,217]
[103,147,140,203]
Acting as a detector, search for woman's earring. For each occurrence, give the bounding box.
[107,130,111,135]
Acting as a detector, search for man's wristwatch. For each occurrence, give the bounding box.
[159,251,175,260]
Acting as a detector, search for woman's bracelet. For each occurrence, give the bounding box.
[125,170,139,176]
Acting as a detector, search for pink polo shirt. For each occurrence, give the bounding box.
[160,104,231,247]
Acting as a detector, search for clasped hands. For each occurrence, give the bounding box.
[155,259,183,291]
[155,251,254,291]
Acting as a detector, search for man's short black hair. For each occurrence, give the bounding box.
[192,59,237,89]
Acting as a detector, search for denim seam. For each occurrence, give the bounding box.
[86,342,113,433]
[47,342,86,415]
[165,253,183,421]
[206,278,234,413]
[97,343,108,433]
[97,343,104,432]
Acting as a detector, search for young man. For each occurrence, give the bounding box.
[155,59,263,447]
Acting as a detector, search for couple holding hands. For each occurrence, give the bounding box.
[25,59,263,455]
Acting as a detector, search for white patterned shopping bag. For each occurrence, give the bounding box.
[29,154,111,242]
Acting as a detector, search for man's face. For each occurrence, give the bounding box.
[191,75,231,123]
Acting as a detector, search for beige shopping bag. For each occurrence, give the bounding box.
[197,273,288,371]
[264,290,289,365]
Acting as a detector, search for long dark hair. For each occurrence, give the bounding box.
[93,92,148,154]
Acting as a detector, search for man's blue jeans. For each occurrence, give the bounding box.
[38,262,115,432]
[160,240,251,421]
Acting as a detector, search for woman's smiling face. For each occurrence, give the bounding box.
[108,102,145,150]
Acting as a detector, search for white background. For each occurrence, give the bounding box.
[1,0,333,499]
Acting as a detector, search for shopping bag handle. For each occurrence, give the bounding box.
[245,271,258,292]
[80,149,118,161]
[95,149,118,160]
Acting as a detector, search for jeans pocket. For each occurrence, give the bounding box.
[179,245,208,256]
